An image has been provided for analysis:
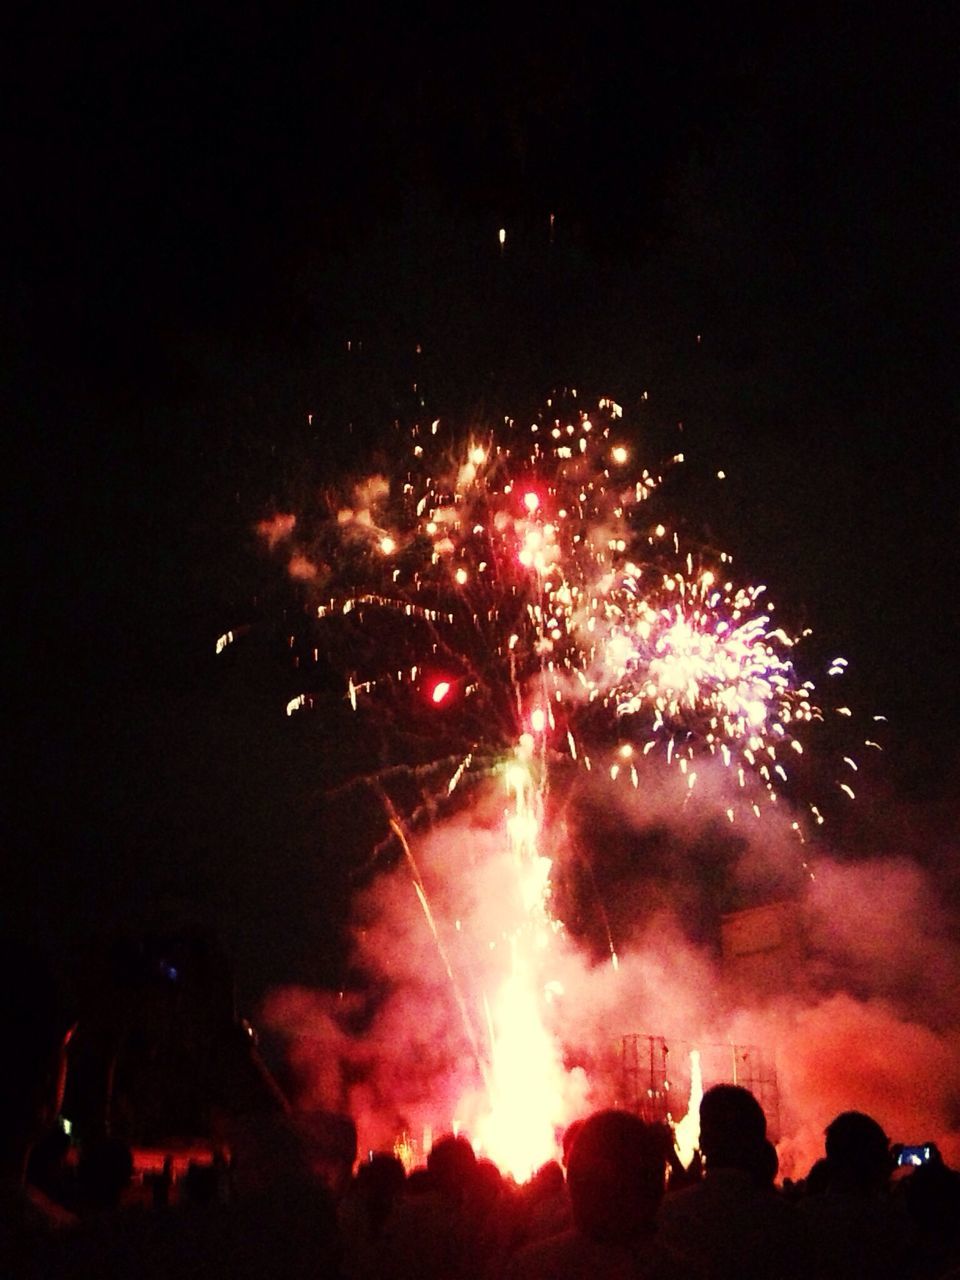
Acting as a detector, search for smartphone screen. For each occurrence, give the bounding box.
[897,1145,931,1166]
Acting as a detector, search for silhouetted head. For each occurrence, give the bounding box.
[566,1109,670,1244]
[405,1167,435,1196]
[77,1137,134,1211]
[296,1110,358,1200]
[562,1117,585,1170]
[355,1153,405,1229]
[698,1084,767,1172]
[750,1137,779,1188]
[528,1158,564,1199]
[803,1156,831,1196]
[427,1134,477,1203]
[474,1157,504,1210]
[26,1124,71,1199]
[824,1111,891,1193]
[0,939,75,1160]
[357,1152,405,1199]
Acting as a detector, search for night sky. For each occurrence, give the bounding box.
[7,6,957,1011]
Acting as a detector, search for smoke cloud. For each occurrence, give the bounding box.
[261,759,960,1180]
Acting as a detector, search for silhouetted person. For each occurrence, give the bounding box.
[0,939,76,1271]
[657,1084,798,1279]
[474,1156,505,1214]
[752,1138,779,1190]
[339,1153,406,1280]
[799,1155,831,1198]
[353,1152,406,1234]
[180,1158,219,1207]
[561,1118,585,1172]
[25,1125,73,1210]
[823,1110,892,1193]
[796,1109,912,1278]
[472,1156,513,1276]
[378,1133,486,1279]
[520,1158,570,1244]
[47,1107,342,1277]
[504,1109,700,1278]
[73,1137,134,1215]
[151,1153,175,1209]
[427,1132,479,1206]
[894,1144,960,1277]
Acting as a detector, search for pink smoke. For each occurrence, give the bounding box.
[256,513,296,549]
[260,762,960,1181]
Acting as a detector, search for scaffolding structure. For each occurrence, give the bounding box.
[727,1042,780,1140]
[620,1034,679,1125]
[620,1033,780,1140]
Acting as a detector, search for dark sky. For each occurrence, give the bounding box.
[6,5,957,1007]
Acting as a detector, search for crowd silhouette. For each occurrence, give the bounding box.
[4,940,960,1279]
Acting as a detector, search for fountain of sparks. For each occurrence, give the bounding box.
[235,392,871,1176]
[466,738,569,1178]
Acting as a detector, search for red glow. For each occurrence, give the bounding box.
[430,680,452,704]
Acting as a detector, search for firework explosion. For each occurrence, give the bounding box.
[238,392,870,1177]
[252,394,857,819]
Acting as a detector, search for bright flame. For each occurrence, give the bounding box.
[466,749,563,1180]
[672,1049,703,1169]
[474,966,565,1182]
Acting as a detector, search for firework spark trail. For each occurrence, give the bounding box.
[385,811,491,1098]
